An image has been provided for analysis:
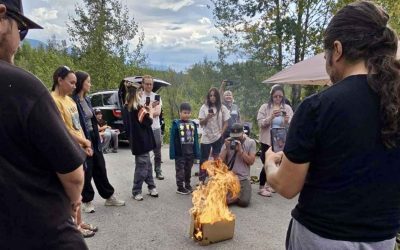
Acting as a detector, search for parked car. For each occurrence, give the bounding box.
[88,76,171,141]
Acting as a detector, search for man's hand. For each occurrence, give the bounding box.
[266,148,283,167]
[235,140,243,154]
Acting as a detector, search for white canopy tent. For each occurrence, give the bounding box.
[263,43,400,86]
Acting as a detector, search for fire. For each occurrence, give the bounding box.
[190,160,240,241]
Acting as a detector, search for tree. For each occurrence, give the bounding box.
[334,0,400,34]
[210,0,335,107]
[67,0,146,90]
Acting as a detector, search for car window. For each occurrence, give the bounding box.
[103,92,119,107]
[91,94,103,107]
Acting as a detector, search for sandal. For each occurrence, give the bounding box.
[81,223,98,232]
[250,176,259,184]
[79,228,95,238]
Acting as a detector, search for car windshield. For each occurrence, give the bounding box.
[103,92,119,107]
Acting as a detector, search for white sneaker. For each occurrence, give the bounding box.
[104,195,125,206]
[148,188,159,197]
[133,193,143,201]
[82,202,95,213]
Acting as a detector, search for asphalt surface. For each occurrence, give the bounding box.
[84,145,297,250]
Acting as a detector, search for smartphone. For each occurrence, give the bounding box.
[208,108,214,114]
[271,128,287,152]
[281,110,287,116]
[155,95,160,102]
[145,96,150,106]
[225,80,234,86]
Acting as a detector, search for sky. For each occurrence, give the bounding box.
[23,0,222,71]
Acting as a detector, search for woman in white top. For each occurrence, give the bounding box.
[257,84,293,196]
[198,87,230,182]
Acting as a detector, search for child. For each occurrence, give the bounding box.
[124,83,159,201]
[170,103,200,194]
[95,109,119,153]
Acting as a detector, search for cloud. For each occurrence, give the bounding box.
[155,0,195,12]
[198,17,211,25]
[30,8,58,22]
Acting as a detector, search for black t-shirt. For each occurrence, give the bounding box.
[284,75,400,242]
[0,62,86,248]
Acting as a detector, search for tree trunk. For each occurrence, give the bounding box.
[291,0,305,108]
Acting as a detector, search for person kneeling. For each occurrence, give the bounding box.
[220,123,256,207]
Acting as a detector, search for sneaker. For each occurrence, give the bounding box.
[112,149,118,153]
[156,173,164,180]
[176,187,190,195]
[148,188,159,197]
[133,193,143,201]
[82,202,95,213]
[104,195,125,206]
[185,185,193,193]
[258,187,272,197]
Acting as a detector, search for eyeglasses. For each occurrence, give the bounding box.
[6,11,29,41]
[273,95,283,99]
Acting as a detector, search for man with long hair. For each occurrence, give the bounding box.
[266,1,400,249]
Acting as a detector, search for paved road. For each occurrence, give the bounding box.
[84,145,297,250]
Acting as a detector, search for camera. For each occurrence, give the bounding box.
[228,137,239,150]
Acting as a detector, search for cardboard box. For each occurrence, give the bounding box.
[189,215,235,245]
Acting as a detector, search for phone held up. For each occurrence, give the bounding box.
[145,96,151,106]
[208,108,214,114]
[155,94,160,102]
[271,128,287,153]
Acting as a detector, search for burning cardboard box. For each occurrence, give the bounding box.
[189,160,240,245]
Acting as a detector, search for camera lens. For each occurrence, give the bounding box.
[230,140,237,150]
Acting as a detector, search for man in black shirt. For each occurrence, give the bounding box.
[266,1,400,249]
[0,1,87,249]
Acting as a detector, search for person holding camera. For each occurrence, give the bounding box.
[198,87,230,183]
[220,123,256,207]
[257,84,293,197]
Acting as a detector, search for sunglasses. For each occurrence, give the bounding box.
[58,66,74,78]
[6,10,29,41]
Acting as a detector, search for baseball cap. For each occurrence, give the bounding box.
[94,109,102,114]
[1,0,43,29]
[230,123,244,138]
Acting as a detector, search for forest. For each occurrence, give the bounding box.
[15,0,400,141]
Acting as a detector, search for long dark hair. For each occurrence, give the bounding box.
[206,87,222,114]
[324,1,400,148]
[51,66,74,91]
[73,71,90,96]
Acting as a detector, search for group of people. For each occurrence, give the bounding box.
[2,0,400,249]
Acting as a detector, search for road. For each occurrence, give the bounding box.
[84,145,297,250]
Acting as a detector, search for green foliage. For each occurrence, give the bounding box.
[14,42,77,89]
[334,0,400,34]
[67,0,146,90]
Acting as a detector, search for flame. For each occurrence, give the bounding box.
[190,160,240,241]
